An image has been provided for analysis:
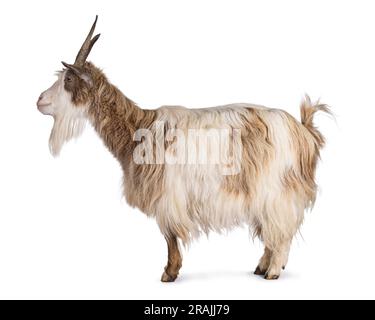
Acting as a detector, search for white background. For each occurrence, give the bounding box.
[0,0,373,299]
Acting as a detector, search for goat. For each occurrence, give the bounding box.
[37,16,330,281]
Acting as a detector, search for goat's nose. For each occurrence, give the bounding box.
[37,94,44,107]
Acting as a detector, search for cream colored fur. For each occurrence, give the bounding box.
[154,105,305,241]
[40,72,88,156]
[145,102,323,278]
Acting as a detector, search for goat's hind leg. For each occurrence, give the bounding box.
[264,239,292,280]
[253,225,293,280]
[161,235,182,282]
[254,246,272,276]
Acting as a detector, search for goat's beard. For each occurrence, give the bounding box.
[49,106,87,156]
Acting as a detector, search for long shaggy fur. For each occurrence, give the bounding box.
[83,65,329,255]
[40,57,330,281]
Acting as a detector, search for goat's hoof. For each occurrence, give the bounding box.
[161,271,177,282]
[264,273,279,280]
[254,266,266,275]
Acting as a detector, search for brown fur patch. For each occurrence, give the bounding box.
[74,63,165,215]
[283,111,321,205]
[221,108,272,199]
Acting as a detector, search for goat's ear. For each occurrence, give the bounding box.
[61,61,93,86]
[62,61,82,75]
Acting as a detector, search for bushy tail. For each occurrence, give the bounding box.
[300,95,331,149]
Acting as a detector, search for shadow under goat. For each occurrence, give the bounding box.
[37,16,330,281]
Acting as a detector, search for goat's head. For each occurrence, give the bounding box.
[37,16,100,156]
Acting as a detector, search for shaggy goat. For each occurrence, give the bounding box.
[37,17,329,281]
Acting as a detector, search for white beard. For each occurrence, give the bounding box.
[49,95,87,156]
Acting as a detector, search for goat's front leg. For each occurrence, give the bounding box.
[161,235,182,282]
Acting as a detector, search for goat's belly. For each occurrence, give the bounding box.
[190,190,250,228]
[155,191,251,241]
[154,164,254,241]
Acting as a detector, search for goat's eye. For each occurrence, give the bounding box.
[66,76,72,82]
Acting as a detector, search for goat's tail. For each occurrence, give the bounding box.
[300,95,331,149]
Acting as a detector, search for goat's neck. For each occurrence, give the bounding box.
[88,82,155,161]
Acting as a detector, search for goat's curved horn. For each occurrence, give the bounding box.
[74,15,100,67]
